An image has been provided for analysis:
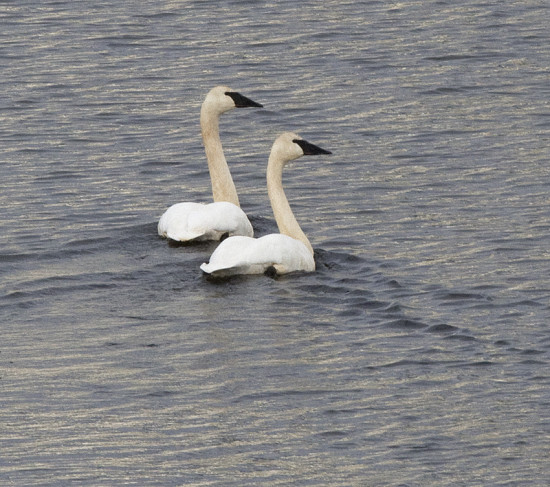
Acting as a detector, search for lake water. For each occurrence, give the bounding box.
[1,1,549,485]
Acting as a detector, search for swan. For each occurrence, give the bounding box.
[158,86,262,242]
[200,132,331,277]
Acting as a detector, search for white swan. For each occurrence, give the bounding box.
[158,86,262,242]
[200,132,331,277]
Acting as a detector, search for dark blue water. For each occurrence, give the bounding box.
[1,1,549,485]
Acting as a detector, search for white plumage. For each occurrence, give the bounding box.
[158,202,253,242]
[201,132,331,277]
[158,86,262,242]
[200,234,314,276]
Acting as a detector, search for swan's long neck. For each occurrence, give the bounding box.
[200,105,240,206]
[267,155,313,255]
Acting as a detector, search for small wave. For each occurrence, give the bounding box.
[424,54,483,61]
[436,291,490,301]
[444,334,477,342]
[421,86,481,95]
[520,349,546,356]
[520,359,547,365]
[0,252,34,264]
[427,323,459,334]
[385,318,428,330]
[314,248,367,269]
[4,279,117,301]
[378,359,437,368]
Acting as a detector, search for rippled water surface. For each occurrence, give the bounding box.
[2,1,550,485]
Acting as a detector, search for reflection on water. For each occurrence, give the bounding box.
[1,1,550,485]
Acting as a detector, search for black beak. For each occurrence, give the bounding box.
[293,139,332,155]
[225,91,263,108]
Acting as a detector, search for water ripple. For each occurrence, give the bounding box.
[2,1,550,485]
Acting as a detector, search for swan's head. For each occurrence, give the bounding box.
[270,132,332,164]
[202,86,263,116]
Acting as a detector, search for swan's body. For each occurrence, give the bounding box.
[200,234,314,277]
[201,132,331,277]
[158,201,253,242]
[158,86,262,242]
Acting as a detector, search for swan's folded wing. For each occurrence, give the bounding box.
[158,202,207,241]
[159,201,252,241]
[253,234,315,273]
[200,234,314,276]
[200,236,257,275]
[192,202,253,238]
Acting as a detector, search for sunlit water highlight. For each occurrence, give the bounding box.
[1,1,549,485]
